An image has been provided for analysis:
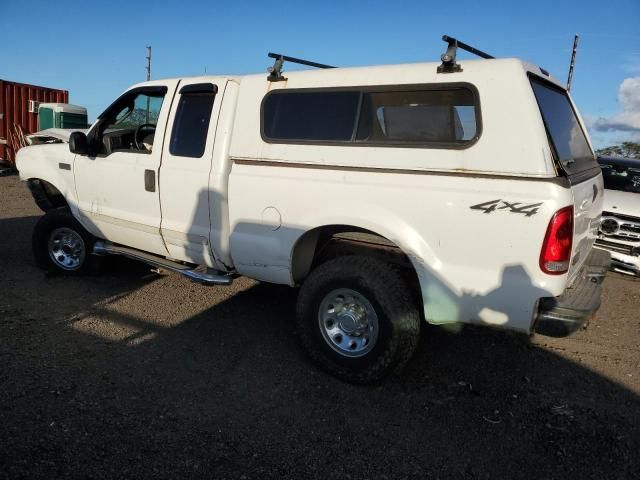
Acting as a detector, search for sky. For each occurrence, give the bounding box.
[1,0,639,149]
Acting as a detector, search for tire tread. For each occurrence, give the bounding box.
[32,207,99,276]
[296,255,420,384]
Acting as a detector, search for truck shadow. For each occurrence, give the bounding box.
[1,213,639,478]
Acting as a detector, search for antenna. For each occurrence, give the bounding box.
[566,34,579,92]
[146,46,152,81]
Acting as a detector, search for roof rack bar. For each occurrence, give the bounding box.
[267,52,336,70]
[437,35,494,74]
[267,52,336,82]
[442,35,494,60]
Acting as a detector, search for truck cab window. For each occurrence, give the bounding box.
[98,90,165,155]
[169,90,215,158]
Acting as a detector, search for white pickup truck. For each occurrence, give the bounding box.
[16,38,610,383]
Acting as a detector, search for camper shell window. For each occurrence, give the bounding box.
[261,83,481,148]
[529,75,597,175]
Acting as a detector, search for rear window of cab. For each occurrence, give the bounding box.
[261,84,481,148]
[529,76,597,175]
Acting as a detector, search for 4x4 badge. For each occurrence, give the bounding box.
[470,199,543,217]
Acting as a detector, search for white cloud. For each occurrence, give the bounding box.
[592,77,640,133]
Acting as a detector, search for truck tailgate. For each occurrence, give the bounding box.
[569,170,604,283]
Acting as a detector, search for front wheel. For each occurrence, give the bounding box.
[32,207,99,275]
[296,255,421,384]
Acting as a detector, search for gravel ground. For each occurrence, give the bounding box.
[1,175,639,479]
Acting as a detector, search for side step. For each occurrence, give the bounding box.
[93,241,233,286]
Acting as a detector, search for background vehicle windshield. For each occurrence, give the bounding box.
[599,160,640,193]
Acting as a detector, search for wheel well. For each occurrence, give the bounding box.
[291,225,421,298]
[26,179,68,212]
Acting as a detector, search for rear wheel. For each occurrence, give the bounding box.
[296,255,421,384]
[32,207,99,275]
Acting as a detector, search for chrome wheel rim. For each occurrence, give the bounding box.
[47,227,86,271]
[318,288,379,357]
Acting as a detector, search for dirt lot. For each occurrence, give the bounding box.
[1,175,639,479]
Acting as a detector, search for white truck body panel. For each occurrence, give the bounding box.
[207,80,239,270]
[568,172,604,282]
[17,142,79,213]
[228,161,570,331]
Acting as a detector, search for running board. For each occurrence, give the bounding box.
[93,241,233,286]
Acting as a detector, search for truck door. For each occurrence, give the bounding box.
[158,80,225,267]
[74,81,179,256]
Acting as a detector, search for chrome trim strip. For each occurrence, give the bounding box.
[231,158,565,183]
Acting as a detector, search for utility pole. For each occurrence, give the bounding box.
[146,46,152,81]
[145,46,152,123]
[566,34,579,92]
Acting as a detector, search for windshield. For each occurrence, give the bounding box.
[599,161,640,193]
[530,76,597,175]
[105,93,164,132]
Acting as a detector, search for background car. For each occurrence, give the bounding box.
[595,156,640,276]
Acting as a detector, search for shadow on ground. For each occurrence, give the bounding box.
[1,215,638,479]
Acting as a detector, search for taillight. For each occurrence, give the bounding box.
[540,206,574,275]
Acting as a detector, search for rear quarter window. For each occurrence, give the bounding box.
[170,87,216,158]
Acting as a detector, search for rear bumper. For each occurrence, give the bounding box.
[534,249,611,337]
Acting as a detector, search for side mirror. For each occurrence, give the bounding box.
[69,131,88,155]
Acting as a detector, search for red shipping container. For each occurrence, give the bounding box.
[0,79,69,166]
